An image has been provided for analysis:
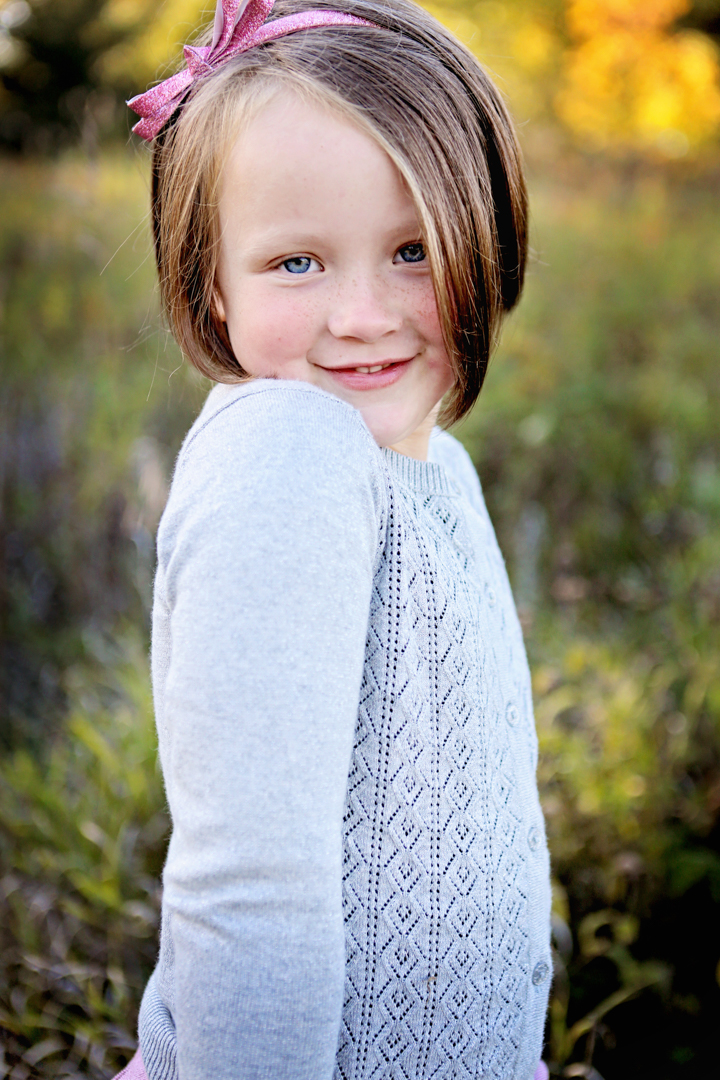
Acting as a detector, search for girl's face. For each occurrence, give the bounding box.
[214,90,455,460]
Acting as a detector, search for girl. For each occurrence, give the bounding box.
[122,0,552,1077]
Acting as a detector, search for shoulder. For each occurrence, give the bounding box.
[181,378,380,469]
[172,379,385,496]
[159,379,387,562]
[429,428,485,513]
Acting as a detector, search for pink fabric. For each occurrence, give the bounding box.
[127,0,375,140]
[534,1062,550,1080]
[112,1050,149,1080]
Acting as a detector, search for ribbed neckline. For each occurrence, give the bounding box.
[381,446,459,496]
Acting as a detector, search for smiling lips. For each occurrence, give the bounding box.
[322,357,413,390]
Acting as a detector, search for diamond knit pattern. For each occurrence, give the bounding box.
[335,455,544,1080]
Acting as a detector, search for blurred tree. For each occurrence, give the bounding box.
[0,0,204,153]
[681,0,720,38]
[0,0,143,152]
[98,0,207,90]
[556,0,720,154]
[430,0,720,157]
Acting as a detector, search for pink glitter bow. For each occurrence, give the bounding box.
[127,0,375,141]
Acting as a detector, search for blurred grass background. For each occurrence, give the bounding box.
[1,1,719,1077]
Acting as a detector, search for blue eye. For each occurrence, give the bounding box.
[395,243,426,264]
[282,256,313,274]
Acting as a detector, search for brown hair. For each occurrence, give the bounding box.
[151,0,527,426]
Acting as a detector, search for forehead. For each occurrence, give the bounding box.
[217,89,419,242]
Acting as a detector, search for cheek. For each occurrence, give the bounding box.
[409,279,445,345]
[412,281,453,376]
[224,286,321,371]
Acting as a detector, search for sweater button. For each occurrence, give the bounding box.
[532,960,550,986]
[486,586,497,607]
[528,826,541,852]
[505,702,519,727]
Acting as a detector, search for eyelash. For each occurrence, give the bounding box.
[277,242,427,275]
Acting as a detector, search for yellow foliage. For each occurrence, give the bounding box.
[99,0,208,86]
[566,0,691,37]
[426,0,720,155]
[512,18,558,73]
[425,0,565,126]
[558,0,720,152]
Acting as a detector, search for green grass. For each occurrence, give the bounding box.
[0,639,167,1077]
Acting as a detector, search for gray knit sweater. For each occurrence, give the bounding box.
[138,379,551,1080]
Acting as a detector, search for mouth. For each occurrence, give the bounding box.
[320,358,412,390]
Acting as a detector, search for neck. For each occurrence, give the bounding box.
[386,407,440,461]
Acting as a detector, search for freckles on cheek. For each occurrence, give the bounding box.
[232,290,319,367]
[414,283,444,340]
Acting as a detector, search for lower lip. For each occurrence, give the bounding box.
[322,358,413,391]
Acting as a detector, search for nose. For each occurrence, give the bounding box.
[326,273,403,342]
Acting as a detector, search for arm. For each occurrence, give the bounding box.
[155,384,383,1080]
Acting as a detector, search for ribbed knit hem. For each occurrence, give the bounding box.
[138,972,177,1080]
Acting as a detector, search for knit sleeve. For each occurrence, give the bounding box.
[152,382,384,1080]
